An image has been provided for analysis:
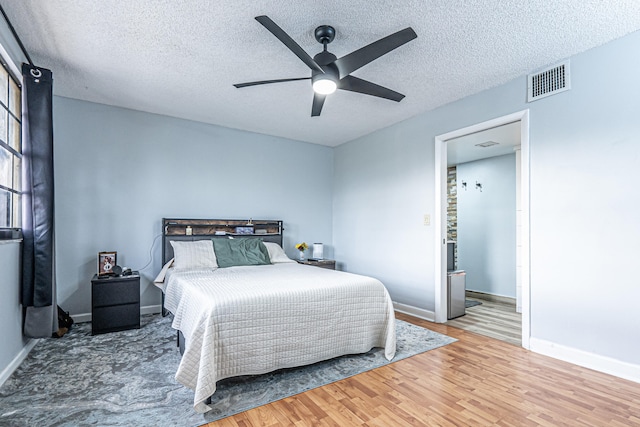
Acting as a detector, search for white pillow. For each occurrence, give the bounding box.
[264,242,295,263]
[170,240,218,269]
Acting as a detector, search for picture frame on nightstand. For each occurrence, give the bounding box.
[98,251,117,276]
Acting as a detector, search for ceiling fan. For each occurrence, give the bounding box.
[234,16,417,117]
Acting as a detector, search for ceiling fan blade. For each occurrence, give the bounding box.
[339,75,405,102]
[255,16,324,73]
[234,77,310,88]
[333,27,417,79]
[311,93,326,117]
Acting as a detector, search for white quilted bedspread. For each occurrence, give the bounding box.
[163,263,396,413]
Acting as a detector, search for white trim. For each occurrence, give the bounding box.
[71,312,92,323]
[393,302,436,322]
[141,304,162,315]
[466,290,516,305]
[519,112,531,349]
[0,339,38,387]
[71,304,163,324]
[0,239,22,245]
[434,110,531,350]
[530,338,640,384]
[434,136,447,323]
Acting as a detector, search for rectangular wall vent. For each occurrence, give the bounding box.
[527,60,570,102]
[475,141,499,148]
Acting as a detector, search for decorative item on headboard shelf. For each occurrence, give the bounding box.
[235,226,254,234]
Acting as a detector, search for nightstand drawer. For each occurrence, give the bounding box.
[92,279,140,307]
[91,273,141,335]
[92,303,140,334]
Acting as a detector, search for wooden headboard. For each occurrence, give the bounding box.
[162,218,284,264]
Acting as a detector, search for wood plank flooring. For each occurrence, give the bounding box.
[204,313,640,426]
[446,298,522,346]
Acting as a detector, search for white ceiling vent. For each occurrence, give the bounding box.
[527,60,570,102]
[475,141,499,148]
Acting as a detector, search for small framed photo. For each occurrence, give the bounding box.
[98,251,117,276]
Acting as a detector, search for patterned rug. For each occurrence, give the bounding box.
[0,314,456,427]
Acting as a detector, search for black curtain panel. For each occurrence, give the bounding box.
[21,63,57,338]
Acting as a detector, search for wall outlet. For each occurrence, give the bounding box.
[423,214,431,226]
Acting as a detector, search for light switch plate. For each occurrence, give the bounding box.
[423,214,431,226]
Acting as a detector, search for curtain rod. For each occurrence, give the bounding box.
[0,3,34,67]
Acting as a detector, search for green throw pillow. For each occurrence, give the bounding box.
[212,238,271,268]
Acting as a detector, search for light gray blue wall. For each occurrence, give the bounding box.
[0,19,27,67]
[457,154,516,298]
[334,30,640,365]
[0,242,29,382]
[53,97,334,317]
[333,122,436,308]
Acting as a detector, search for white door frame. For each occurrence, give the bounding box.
[434,110,531,349]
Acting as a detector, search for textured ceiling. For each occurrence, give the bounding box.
[3,1,640,146]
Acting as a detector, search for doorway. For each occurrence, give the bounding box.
[434,110,530,349]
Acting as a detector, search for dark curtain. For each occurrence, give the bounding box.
[21,63,57,338]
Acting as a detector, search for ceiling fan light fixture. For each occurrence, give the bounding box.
[235,16,418,116]
[312,77,337,94]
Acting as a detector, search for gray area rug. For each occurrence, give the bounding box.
[466,299,482,308]
[0,314,456,427]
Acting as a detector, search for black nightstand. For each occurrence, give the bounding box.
[91,273,140,335]
[296,259,336,270]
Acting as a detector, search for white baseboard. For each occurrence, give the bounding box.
[530,337,640,384]
[141,304,162,315]
[0,339,38,388]
[466,290,516,306]
[393,301,436,322]
[71,304,163,324]
[72,312,92,323]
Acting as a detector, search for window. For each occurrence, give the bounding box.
[0,58,21,230]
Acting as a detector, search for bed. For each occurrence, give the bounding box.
[156,218,396,413]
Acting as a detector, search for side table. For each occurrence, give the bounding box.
[91,272,141,335]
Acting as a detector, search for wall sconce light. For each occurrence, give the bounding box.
[476,181,483,192]
[461,181,467,190]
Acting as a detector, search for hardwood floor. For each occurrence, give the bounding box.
[204,313,640,426]
[446,298,521,346]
